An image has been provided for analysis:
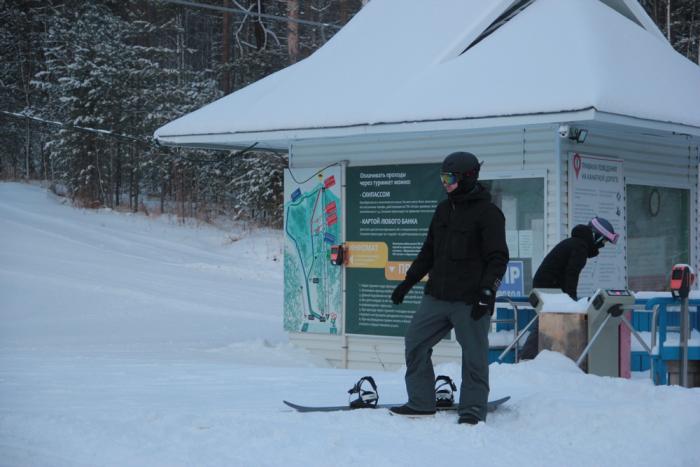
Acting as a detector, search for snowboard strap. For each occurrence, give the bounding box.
[348,376,379,408]
[435,375,457,408]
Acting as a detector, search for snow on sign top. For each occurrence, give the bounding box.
[154,0,700,149]
[537,293,590,314]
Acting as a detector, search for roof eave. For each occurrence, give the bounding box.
[590,110,700,138]
[154,107,700,151]
[155,108,598,150]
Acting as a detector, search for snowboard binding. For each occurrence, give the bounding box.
[348,376,379,408]
[435,375,457,408]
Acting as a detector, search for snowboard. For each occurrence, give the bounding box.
[283,395,510,413]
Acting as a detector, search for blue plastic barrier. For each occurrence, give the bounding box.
[630,298,654,371]
[642,297,700,384]
[489,293,700,384]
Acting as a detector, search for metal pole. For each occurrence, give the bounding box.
[619,314,653,355]
[576,313,613,368]
[680,297,689,387]
[497,313,538,363]
[340,160,348,369]
[650,304,660,384]
[513,304,520,362]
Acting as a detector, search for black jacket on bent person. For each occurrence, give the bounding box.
[404,184,509,304]
[532,224,600,300]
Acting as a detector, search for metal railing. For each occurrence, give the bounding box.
[493,296,535,363]
[490,293,699,385]
[643,297,700,385]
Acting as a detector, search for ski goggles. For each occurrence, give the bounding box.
[594,235,609,248]
[440,172,462,185]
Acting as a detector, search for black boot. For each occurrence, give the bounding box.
[458,413,480,425]
[389,404,435,417]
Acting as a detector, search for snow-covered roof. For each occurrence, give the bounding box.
[154,0,700,149]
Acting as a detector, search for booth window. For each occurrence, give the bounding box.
[481,177,545,293]
[627,184,690,291]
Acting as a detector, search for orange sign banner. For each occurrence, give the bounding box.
[345,242,388,268]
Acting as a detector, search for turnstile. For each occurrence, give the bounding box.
[528,288,640,377]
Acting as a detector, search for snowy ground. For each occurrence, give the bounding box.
[1,181,699,467]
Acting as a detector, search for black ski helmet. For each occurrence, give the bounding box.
[588,216,619,247]
[441,151,481,192]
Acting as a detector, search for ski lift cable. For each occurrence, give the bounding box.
[1,110,264,163]
[1,110,147,143]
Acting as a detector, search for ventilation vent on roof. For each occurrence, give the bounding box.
[460,0,535,55]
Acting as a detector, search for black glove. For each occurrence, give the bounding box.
[391,281,413,305]
[471,288,495,320]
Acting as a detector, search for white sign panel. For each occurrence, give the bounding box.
[518,230,533,258]
[568,153,626,296]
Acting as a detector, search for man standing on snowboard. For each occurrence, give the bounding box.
[389,151,509,424]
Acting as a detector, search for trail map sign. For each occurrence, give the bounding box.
[283,167,342,334]
[568,153,627,295]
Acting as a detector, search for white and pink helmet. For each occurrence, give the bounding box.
[589,217,619,246]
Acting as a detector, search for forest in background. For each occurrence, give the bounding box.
[0,0,363,226]
[0,0,697,227]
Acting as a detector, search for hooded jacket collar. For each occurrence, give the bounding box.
[571,224,600,258]
[448,182,491,205]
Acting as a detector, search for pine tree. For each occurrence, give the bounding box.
[229,151,286,226]
[34,2,133,203]
[0,0,45,180]
[5,0,361,224]
[640,0,700,63]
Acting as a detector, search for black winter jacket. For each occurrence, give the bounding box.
[532,224,599,300]
[404,184,509,304]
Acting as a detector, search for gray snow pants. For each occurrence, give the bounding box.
[404,294,491,420]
